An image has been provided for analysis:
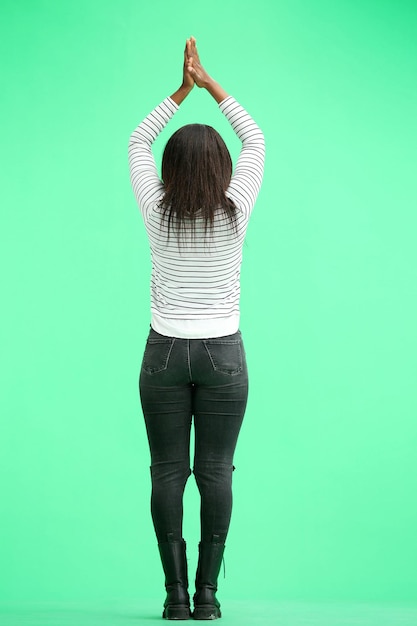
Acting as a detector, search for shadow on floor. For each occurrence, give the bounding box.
[1,599,417,626]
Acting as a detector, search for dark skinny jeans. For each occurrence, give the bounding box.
[139,327,248,544]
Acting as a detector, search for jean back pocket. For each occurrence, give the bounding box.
[203,338,243,375]
[142,337,175,374]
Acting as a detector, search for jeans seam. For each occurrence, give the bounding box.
[166,338,175,370]
[187,339,192,381]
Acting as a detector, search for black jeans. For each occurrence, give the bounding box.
[139,327,248,544]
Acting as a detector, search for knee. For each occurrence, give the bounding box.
[150,461,191,490]
[193,462,235,490]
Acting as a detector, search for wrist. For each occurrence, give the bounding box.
[204,78,228,104]
[202,75,215,89]
[180,82,193,94]
[170,83,193,105]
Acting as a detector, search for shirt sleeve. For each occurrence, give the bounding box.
[128,97,179,221]
[219,96,265,218]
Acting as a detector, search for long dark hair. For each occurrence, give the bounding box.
[160,124,237,240]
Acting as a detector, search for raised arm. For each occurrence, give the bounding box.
[128,98,177,219]
[128,39,194,218]
[220,97,265,218]
[187,37,265,217]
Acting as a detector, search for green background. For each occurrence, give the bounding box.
[1,0,417,613]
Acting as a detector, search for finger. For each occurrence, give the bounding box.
[184,40,191,64]
[191,37,200,61]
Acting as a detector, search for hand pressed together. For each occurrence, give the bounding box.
[185,36,212,88]
[171,36,228,105]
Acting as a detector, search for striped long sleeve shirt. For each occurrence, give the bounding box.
[128,95,265,338]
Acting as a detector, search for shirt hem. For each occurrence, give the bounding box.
[151,313,240,339]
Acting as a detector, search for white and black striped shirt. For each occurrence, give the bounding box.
[128,96,265,338]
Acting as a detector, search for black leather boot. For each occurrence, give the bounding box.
[158,534,191,620]
[193,536,225,620]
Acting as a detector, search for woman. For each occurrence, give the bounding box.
[128,37,265,620]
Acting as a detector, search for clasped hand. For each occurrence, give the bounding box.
[171,37,227,105]
[182,36,210,89]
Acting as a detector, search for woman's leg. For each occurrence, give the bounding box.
[139,330,193,542]
[190,331,248,619]
[191,332,248,543]
[140,381,192,542]
[139,330,193,619]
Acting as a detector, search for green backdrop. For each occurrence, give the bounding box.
[1,0,417,609]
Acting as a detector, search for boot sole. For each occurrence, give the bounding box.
[193,605,222,620]
[163,605,192,620]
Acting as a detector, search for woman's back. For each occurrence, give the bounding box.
[128,95,265,338]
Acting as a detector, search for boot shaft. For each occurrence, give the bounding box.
[158,535,189,591]
[195,539,225,591]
